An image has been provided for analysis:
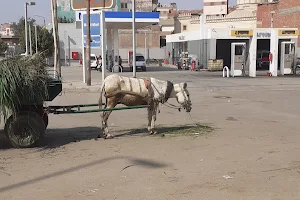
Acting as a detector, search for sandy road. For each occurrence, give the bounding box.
[1,67,300,199]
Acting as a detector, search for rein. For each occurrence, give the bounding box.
[162,101,182,111]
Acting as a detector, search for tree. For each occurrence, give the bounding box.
[51,0,61,77]
[11,17,54,57]
[0,40,8,54]
[32,27,54,57]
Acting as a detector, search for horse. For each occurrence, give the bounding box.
[98,74,192,139]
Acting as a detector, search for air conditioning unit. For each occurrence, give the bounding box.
[268,0,279,3]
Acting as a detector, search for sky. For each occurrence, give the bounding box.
[0,0,237,25]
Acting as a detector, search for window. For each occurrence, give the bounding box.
[183,25,187,31]
[262,52,269,58]
[121,3,127,8]
[136,56,145,61]
[235,46,244,55]
[285,44,290,54]
[160,36,166,48]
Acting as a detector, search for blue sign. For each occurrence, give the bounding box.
[82,13,101,36]
[82,13,101,48]
[83,36,101,48]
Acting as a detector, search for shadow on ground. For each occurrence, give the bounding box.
[0,124,213,150]
[0,155,170,193]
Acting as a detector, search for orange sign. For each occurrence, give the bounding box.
[72,0,115,10]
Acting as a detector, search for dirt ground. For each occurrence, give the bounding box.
[1,67,300,200]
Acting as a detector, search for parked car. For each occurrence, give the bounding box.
[130,53,146,71]
[257,50,270,69]
[90,54,98,69]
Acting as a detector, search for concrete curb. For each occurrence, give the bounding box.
[62,82,102,92]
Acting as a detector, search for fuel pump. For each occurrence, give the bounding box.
[280,41,295,75]
[230,42,247,77]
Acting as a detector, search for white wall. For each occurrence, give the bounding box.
[203,0,228,15]
[167,30,201,43]
[58,23,166,62]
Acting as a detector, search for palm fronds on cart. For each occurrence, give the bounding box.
[0,52,50,122]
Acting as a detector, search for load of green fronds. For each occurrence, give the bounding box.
[0,52,50,122]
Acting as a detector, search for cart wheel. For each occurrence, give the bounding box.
[4,111,45,148]
[42,113,49,129]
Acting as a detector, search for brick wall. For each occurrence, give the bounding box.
[119,30,168,48]
[257,0,300,46]
[118,0,161,48]
[136,0,154,12]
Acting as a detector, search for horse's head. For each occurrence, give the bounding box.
[173,82,192,112]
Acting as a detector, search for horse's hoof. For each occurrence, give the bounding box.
[149,130,157,135]
[105,134,114,139]
[151,130,158,135]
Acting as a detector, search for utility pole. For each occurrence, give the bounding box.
[24,3,29,56]
[144,32,147,60]
[132,0,136,77]
[29,22,33,55]
[34,24,38,53]
[51,0,61,77]
[34,15,46,27]
[85,0,91,86]
[24,2,36,56]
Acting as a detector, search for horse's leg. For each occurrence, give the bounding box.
[147,102,154,133]
[102,97,118,139]
[150,102,159,134]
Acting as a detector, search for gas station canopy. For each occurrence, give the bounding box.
[77,11,160,29]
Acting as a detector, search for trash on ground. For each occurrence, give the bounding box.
[223,175,233,179]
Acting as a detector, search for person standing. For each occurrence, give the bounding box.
[97,55,102,71]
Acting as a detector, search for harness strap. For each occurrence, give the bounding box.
[144,77,154,105]
[144,77,151,90]
[162,81,174,103]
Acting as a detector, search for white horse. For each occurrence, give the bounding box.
[98,74,192,139]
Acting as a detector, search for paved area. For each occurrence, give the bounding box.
[1,66,300,199]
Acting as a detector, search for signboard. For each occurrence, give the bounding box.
[82,13,101,48]
[278,30,299,36]
[83,36,101,48]
[257,32,271,38]
[72,0,116,10]
[230,30,253,37]
[179,35,185,40]
[82,13,101,35]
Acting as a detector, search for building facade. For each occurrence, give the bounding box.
[203,0,228,16]
[257,0,300,46]
[174,11,202,33]
[0,23,15,37]
[119,0,158,12]
[57,0,76,21]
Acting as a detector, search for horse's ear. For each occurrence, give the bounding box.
[183,82,187,89]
